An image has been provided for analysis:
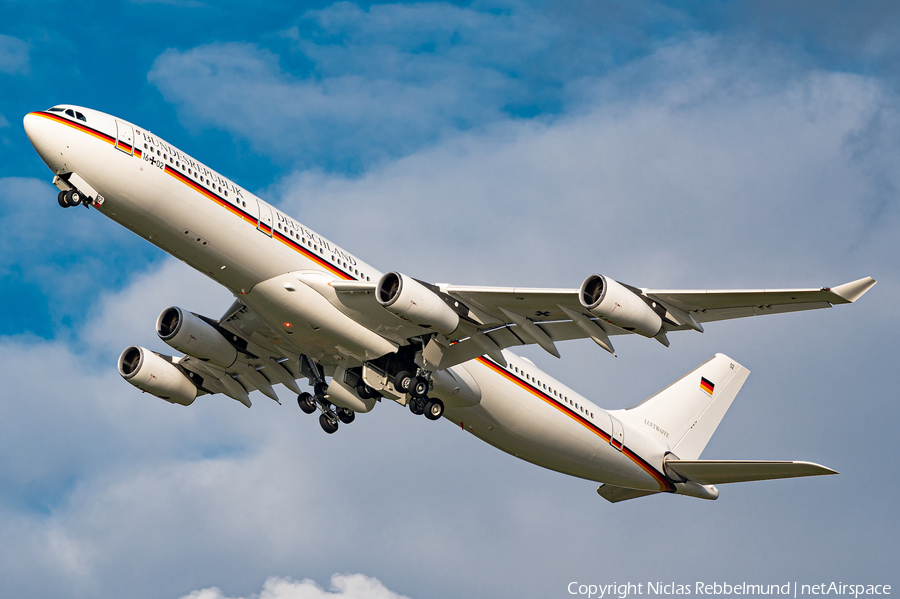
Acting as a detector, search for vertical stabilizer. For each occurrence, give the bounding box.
[624,354,750,460]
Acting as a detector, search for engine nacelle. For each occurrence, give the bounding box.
[578,274,662,338]
[326,367,377,413]
[118,346,198,406]
[375,272,460,335]
[156,306,238,368]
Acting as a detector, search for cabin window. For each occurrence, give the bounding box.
[224,190,228,197]
[176,161,180,167]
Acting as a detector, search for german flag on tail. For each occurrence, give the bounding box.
[700,377,715,396]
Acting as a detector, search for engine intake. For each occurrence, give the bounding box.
[578,274,662,338]
[118,346,198,406]
[156,306,238,368]
[376,272,459,335]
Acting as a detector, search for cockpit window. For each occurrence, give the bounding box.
[75,111,86,122]
[48,107,65,113]
[65,109,75,117]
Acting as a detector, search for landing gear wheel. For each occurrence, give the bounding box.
[410,376,429,399]
[356,381,375,400]
[424,398,444,421]
[319,413,339,434]
[297,392,316,414]
[314,381,328,400]
[409,397,425,415]
[394,370,414,394]
[65,189,82,207]
[57,190,69,208]
[337,407,356,424]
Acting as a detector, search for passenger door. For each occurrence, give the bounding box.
[115,120,134,155]
[257,200,273,237]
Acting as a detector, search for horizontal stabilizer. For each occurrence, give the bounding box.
[596,484,659,503]
[664,459,838,485]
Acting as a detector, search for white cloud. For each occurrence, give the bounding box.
[0,34,29,75]
[146,4,561,169]
[269,37,898,291]
[181,574,411,599]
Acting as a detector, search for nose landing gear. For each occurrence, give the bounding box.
[57,188,84,208]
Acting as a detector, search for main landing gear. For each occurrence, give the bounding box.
[394,370,444,421]
[296,381,358,434]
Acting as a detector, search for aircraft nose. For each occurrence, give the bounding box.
[23,112,40,145]
[24,111,63,172]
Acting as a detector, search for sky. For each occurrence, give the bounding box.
[1,1,899,598]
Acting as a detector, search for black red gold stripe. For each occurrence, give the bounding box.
[33,111,116,146]
[38,109,359,282]
[164,165,356,281]
[272,229,355,280]
[476,356,675,492]
[700,377,714,396]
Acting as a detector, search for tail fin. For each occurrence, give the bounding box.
[623,354,750,460]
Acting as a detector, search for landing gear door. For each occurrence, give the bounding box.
[115,120,134,155]
[609,414,624,451]
[257,200,273,237]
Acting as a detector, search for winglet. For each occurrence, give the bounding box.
[830,277,876,303]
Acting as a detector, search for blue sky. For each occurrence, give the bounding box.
[1,2,899,598]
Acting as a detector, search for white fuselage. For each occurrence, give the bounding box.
[24,106,676,494]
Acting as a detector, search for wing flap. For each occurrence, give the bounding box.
[665,460,838,485]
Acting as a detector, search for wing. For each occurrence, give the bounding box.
[425,276,876,366]
[175,300,313,407]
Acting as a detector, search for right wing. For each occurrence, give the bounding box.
[175,300,313,407]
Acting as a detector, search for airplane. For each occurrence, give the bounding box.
[23,105,875,502]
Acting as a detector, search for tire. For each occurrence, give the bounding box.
[393,370,414,394]
[410,377,429,399]
[356,381,374,400]
[409,397,425,415]
[424,398,444,421]
[319,413,339,434]
[65,189,82,207]
[57,190,69,208]
[337,407,356,424]
[297,392,316,414]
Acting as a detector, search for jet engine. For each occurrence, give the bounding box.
[578,274,662,338]
[375,272,459,335]
[156,306,238,368]
[118,346,198,406]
